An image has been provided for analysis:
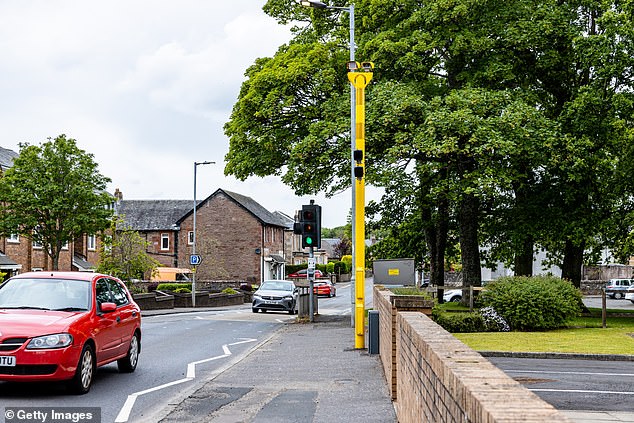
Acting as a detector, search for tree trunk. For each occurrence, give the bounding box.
[423,197,449,301]
[514,237,534,276]
[458,193,481,290]
[561,239,585,288]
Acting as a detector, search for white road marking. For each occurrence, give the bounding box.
[506,369,634,377]
[114,338,257,423]
[531,388,634,395]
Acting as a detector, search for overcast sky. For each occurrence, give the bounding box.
[0,1,379,228]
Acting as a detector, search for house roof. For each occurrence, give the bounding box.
[177,189,288,228]
[273,211,295,230]
[0,253,21,270]
[116,200,195,231]
[0,147,18,171]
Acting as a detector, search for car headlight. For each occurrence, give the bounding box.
[27,333,73,349]
[284,295,293,300]
[253,294,262,299]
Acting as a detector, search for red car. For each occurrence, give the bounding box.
[314,280,336,297]
[287,269,324,279]
[0,272,141,394]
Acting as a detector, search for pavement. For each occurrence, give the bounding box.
[141,309,396,423]
[140,306,634,423]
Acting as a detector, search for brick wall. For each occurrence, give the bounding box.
[374,287,572,423]
[374,287,397,399]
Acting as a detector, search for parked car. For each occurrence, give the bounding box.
[443,289,462,303]
[252,280,298,314]
[624,287,634,304]
[314,280,336,297]
[287,269,324,279]
[0,272,141,394]
[605,278,632,299]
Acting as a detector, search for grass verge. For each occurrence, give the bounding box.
[453,315,634,355]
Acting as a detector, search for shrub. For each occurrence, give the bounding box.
[222,287,239,295]
[157,283,192,292]
[432,309,486,333]
[479,306,510,332]
[173,287,191,294]
[479,276,582,331]
[147,282,159,292]
[326,262,335,274]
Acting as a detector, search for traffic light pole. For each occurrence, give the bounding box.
[348,63,373,349]
[309,246,315,323]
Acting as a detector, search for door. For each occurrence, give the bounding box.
[94,278,121,363]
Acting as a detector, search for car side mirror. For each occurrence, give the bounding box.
[100,302,117,313]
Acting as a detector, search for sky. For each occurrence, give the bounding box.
[0,1,380,228]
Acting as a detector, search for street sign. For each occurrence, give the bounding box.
[189,254,202,266]
[307,258,316,270]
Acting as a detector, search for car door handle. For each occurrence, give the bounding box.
[116,316,121,323]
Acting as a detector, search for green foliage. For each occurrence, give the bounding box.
[326,262,335,273]
[0,135,113,270]
[431,309,487,333]
[390,287,431,299]
[221,287,239,295]
[479,276,582,331]
[341,255,352,270]
[97,217,159,283]
[332,261,349,274]
[157,283,192,292]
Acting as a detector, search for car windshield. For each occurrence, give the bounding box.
[259,281,294,292]
[0,278,91,311]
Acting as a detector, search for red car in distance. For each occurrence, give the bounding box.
[0,272,141,394]
[287,269,324,279]
[313,280,336,297]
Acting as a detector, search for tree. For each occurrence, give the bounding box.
[0,135,114,270]
[227,0,634,288]
[97,218,159,283]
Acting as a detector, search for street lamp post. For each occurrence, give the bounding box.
[192,161,214,307]
[300,0,358,329]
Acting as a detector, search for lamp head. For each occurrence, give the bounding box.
[300,0,328,8]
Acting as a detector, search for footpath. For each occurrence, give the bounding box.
[142,306,634,423]
[147,312,397,423]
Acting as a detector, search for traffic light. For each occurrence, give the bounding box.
[300,204,321,249]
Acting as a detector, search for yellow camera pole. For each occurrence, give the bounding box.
[348,61,373,349]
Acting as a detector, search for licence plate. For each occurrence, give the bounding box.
[0,356,16,367]
[264,300,279,304]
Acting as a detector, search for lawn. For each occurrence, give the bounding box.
[450,311,634,355]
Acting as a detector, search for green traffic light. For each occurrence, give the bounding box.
[305,236,313,245]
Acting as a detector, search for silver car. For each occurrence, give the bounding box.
[605,278,632,299]
[252,280,298,314]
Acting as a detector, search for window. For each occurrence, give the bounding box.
[188,231,194,245]
[7,234,19,243]
[32,240,42,249]
[108,279,129,306]
[88,234,96,251]
[161,233,169,250]
[62,241,69,250]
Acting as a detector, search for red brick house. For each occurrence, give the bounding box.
[116,188,290,285]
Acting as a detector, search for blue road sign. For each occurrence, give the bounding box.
[189,254,202,266]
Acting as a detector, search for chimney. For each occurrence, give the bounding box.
[114,188,123,201]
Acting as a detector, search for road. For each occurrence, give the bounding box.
[0,309,285,422]
[489,356,634,413]
[0,284,355,423]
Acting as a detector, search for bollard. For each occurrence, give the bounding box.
[368,310,379,354]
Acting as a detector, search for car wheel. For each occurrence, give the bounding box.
[69,344,95,395]
[118,332,140,373]
[451,296,462,303]
[262,309,267,313]
[616,292,624,299]
[252,308,258,313]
